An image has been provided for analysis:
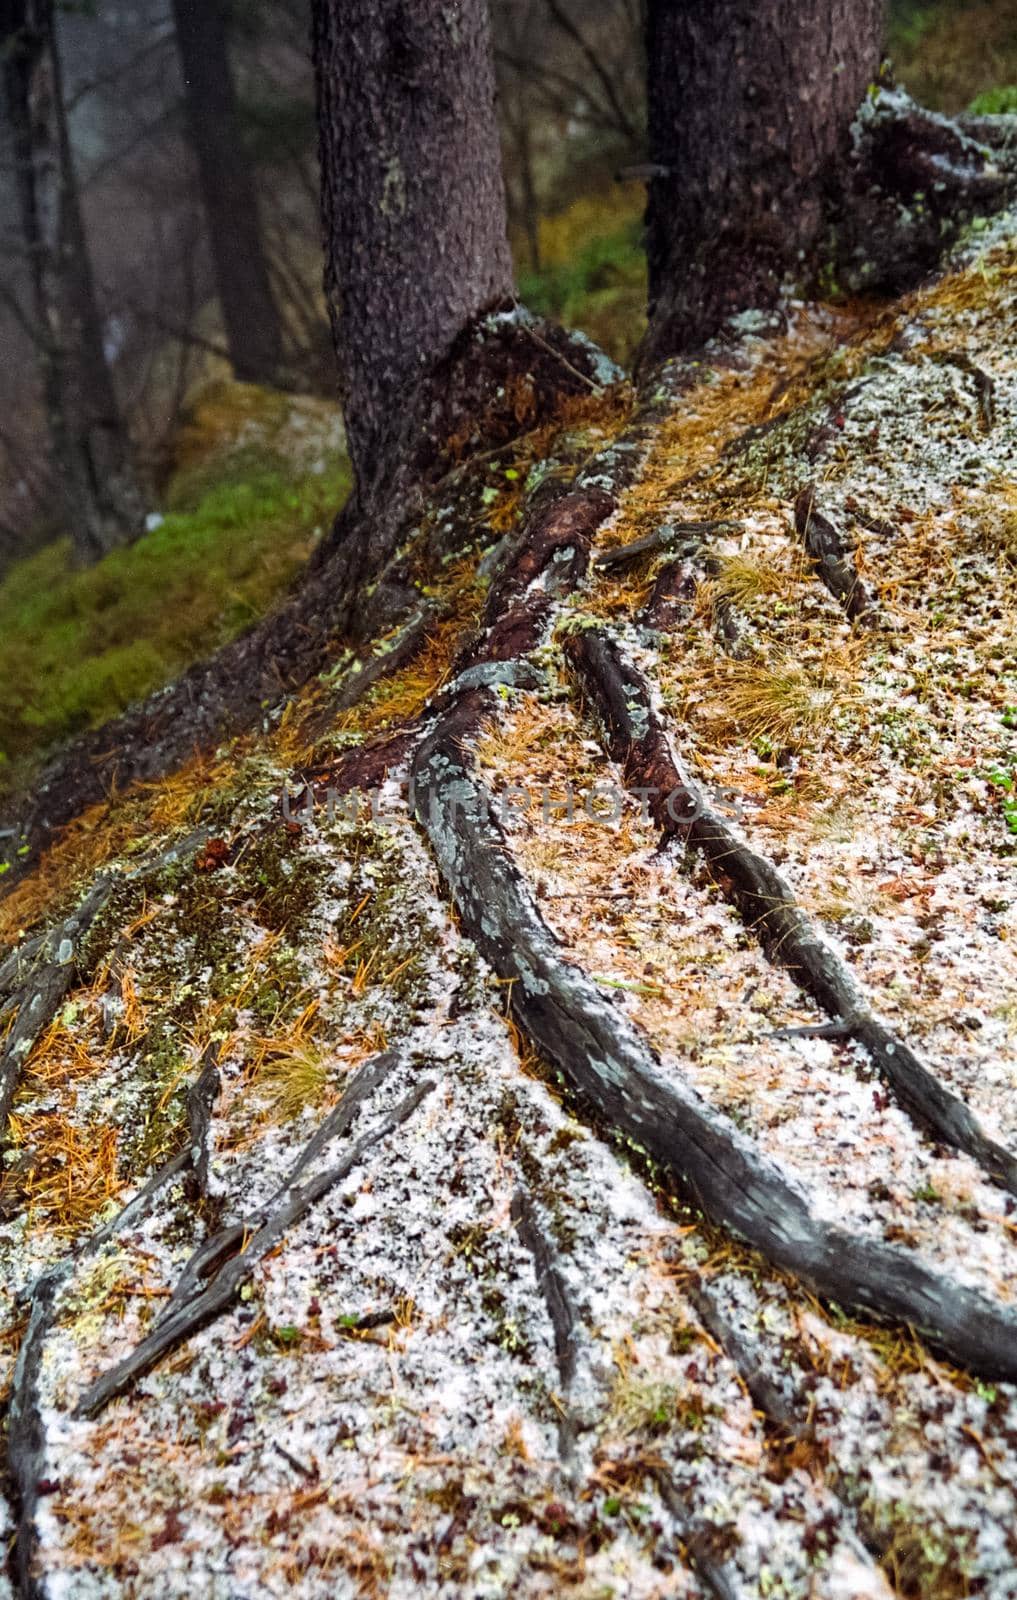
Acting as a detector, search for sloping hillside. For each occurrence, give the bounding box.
[1,211,1016,1599]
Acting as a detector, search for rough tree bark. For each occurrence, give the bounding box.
[312,0,514,532]
[643,0,886,359]
[170,0,286,387]
[0,0,146,563]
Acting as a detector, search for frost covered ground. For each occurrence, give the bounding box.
[0,213,1016,1599]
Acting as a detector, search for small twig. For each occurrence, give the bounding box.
[515,308,605,394]
[595,520,739,573]
[767,1021,855,1041]
[273,1441,318,1480]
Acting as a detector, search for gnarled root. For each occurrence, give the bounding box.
[565,624,1017,1198]
[76,1051,435,1417]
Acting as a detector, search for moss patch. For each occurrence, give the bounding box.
[0,447,350,793]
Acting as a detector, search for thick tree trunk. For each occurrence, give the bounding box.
[312,0,514,519]
[0,0,146,563]
[170,0,286,388]
[642,0,885,360]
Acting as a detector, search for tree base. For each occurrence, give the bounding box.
[641,85,1015,367]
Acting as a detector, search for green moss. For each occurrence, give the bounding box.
[518,219,646,368]
[969,83,1017,113]
[0,456,350,793]
[120,1023,192,1176]
[235,830,326,943]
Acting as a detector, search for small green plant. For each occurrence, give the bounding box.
[269,1323,302,1348]
[969,84,1017,114]
[988,767,1017,836]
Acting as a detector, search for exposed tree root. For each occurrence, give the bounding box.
[931,351,997,432]
[648,550,751,656]
[686,1285,887,1576]
[76,1052,435,1417]
[593,518,751,656]
[1,829,212,1164]
[5,1037,227,1593]
[510,1179,580,1465]
[0,318,619,891]
[837,86,1015,295]
[594,520,740,574]
[649,1475,744,1600]
[0,933,47,1004]
[565,625,1017,1199]
[793,485,877,622]
[0,880,112,1158]
[185,1045,221,1201]
[413,712,1017,1378]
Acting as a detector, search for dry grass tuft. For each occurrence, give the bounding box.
[702,550,802,611]
[705,649,861,753]
[976,483,1017,570]
[245,998,323,1118]
[345,617,463,734]
[233,998,385,1130]
[254,1043,328,1122]
[611,1377,678,1434]
[879,1522,976,1600]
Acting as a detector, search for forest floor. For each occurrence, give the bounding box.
[0,207,1015,1599]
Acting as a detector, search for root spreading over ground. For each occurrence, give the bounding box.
[1,214,1016,1598]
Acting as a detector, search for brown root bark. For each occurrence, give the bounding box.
[413,710,1017,1379]
[75,1053,434,1418]
[564,625,1017,1198]
[0,318,616,895]
[793,485,877,623]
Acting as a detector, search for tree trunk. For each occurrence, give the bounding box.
[311,0,514,516]
[0,0,146,563]
[170,0,286,388]
[642,0,885,361]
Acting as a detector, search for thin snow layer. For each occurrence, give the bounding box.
[0,805,885,1598]
[3,221,1017,1599]
[480,696,1017,1302]
[10,857,878,1596]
